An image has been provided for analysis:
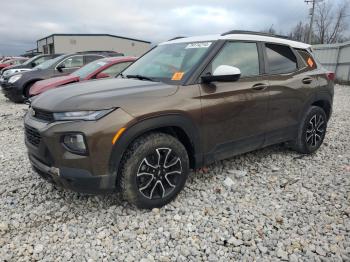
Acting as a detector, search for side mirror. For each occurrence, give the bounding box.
[56,64,65,72]
[31,62,37,67]
[201,65,241,83]
[95,72,110,79]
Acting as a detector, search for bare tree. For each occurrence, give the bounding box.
[289,21,309,42]
[261,25,276,34]
[313,0,349,44]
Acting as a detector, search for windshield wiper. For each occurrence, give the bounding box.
[126,74,158,82]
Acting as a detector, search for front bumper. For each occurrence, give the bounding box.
[29,153,116,194]
[24,108,134,194]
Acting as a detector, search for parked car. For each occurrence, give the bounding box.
[0,57,28,70]
[0,54,61,77]
[29,56,136,96]
[75,50,124,57]
[0,56,22,63]
[24,31,334,208]
[1,52,112,102]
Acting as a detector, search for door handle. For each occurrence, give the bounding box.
[251,83,268,91]
[302,77,313,84]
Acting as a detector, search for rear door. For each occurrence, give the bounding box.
[263,43,319,146]
[199,41,270,161]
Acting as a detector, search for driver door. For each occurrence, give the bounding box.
[199,41,270,161]
[54,55,84,76]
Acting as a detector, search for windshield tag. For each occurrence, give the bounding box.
[171,72,185,81]
[185,42,212,49]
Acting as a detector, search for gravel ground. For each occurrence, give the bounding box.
[0,85,349,261]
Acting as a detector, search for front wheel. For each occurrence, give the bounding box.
[291,106,327,154]
[119,133,189,209]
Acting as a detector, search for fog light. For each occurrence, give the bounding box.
[62,134,87,154]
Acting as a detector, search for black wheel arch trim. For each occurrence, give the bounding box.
[300,91,333,122]
[108,113,203,178]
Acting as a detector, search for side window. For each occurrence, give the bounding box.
[265,44,297,74]
[60,56,83,68]
[209,42,260,77]
[33,56,47,65]
[85,55,104,64]
[99,62,132,77]
[296,49,317,70]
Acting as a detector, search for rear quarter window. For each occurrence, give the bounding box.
[296,49,317,70]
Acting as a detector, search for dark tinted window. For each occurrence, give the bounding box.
[85,55,104,64]
[210,42,260,77]
[296,49,317,70]
[265,44,297,74]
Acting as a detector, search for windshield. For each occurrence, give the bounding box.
[35,55,65,70]
[72,59,108,79]
[22,56,39,65]
[122,41,212,83]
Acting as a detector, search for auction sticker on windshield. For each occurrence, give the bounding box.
[185,42,212,49]
[171,72,185,81]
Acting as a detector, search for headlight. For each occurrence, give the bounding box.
[8,74,22,83]
[4,69,14,76]
[53,108,114,121]
[62,133,87,154]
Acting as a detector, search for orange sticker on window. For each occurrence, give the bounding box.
[171,72,185,81]
[307,57,314,67]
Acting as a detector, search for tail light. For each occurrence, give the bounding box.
[326,72,335,81]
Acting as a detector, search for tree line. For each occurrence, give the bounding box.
[263,0,349,44]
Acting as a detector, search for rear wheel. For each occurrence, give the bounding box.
[119,133,189,209]
[291,106,327,154]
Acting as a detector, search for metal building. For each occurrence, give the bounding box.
[313,41,350,83]
[36,34,151,57]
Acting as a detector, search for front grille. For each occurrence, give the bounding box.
[34,108,54,122]
[25,125,41,147]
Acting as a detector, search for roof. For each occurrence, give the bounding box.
[161,34,311,49]
[37,34,151,44]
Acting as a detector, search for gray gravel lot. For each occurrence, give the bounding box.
[0,85,349,261]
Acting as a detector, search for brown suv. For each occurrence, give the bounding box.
[24,31,334,209]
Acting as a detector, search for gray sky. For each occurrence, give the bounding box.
[0,0,349,55]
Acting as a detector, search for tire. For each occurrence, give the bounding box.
[119,132,189,209]
[291,106,327,154]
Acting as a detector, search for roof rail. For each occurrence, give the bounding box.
[167,36,186,41]
[221,30,290,40]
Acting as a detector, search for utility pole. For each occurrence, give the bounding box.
[305,0,316,44]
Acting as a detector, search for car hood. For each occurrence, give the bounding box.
[30,75,80,96]
[31,78,178,112]
[3,68,32,78]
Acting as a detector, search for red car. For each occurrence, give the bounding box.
[29,56,137,96]
[0,57,28,70]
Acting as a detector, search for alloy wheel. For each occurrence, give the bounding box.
[306,113,325,148]
[136,148,182,200]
